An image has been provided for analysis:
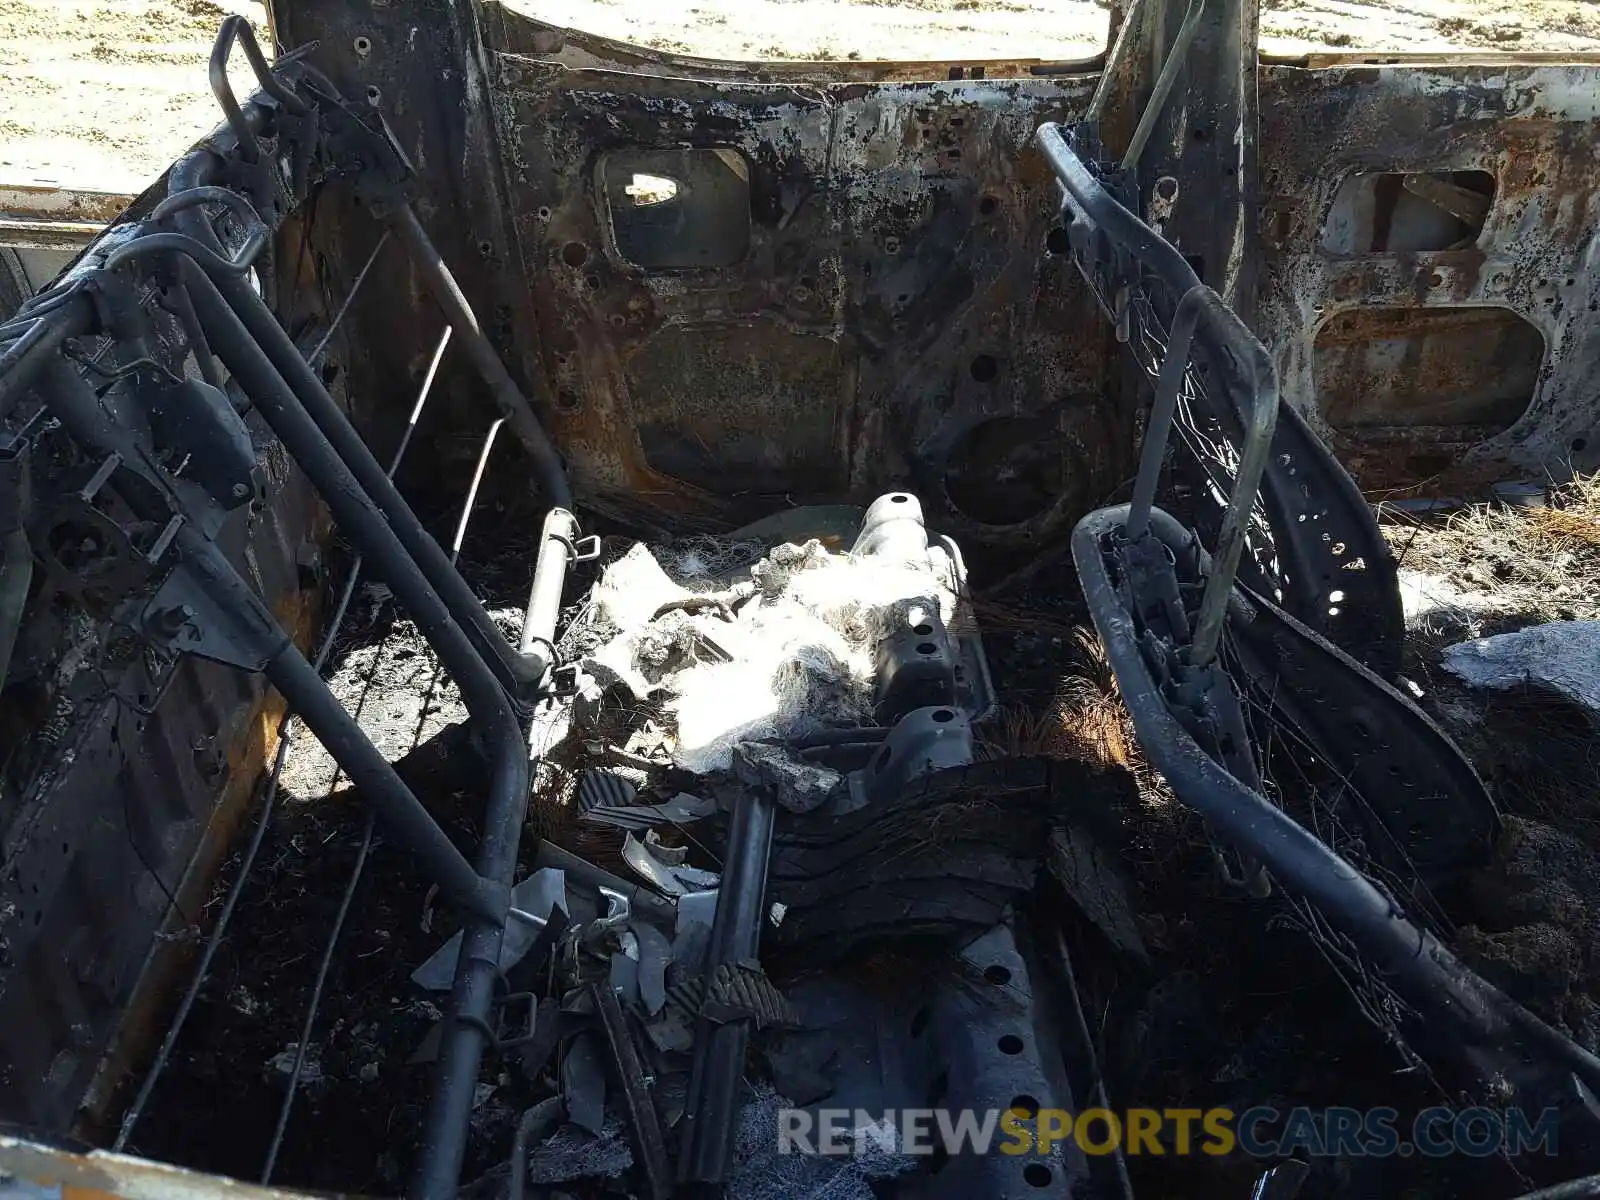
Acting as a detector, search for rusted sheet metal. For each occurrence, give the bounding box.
[0,185,132,226]
[1275,49,1600,69]
[268,0,562,490]
[0,186,133,249]
[483,23,1132,547]
[0,219,111,251]
[1315,305,1544,429]
[0,1135,313,1200]
[1258,62,1600,493]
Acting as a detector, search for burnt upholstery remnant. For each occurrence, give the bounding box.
[538,495,1119,1197]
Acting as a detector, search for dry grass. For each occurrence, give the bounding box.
[1523,503,1600,550]
[1385,473,1600,639]
[983,629,1137,771]
[979,626,1200,889]
[527,761,580,844]
[969,596,1087,641]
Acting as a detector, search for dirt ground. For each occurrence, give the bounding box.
[3,0,1600,195]
[0,0,267,194]
[527,0,1600,60]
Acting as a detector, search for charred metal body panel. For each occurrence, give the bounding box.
[0,497,317,1131]
[491,62,1126,544]
[266,5,1600,525]
[273,3,1135,548]
[0,180,322,1129]
[1260,60,1600,493]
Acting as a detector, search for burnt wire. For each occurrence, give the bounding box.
[308,229,391,369]
[1226,641,1455,937]
[451,414,503,566]
[112,254,428,1156]
[1287,890,1537,1193]
[114,725,293,1152]
[1126,288,1281,588]
[265,590,462,1183]
[282,188,321,324]
[112,559,365,1154]
[256,562,402,1180]
[260,323,453,1182]
[259,814,377,1180]
[1211,643,1536,1179]
[1112,349,1464,1091]
[62,344,187,389]
[1207,657,1470,1156]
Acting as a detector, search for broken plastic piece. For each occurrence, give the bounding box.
[577,767,637,813]
[643,827,688,866]
[561,1031,607,1136]
[622,831,720,897]
[580,791,717,831]
[535,842,678,925]
[635,922,672,1016]
[623,832,688,897]
[411,868,569,991]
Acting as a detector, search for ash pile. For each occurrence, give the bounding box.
[444,494,1134,1199]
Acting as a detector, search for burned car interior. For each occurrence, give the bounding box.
[2,0,1600,1197]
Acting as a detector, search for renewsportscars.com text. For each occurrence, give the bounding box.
[777,1106,1561,1159]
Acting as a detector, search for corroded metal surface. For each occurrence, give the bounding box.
[273,7,1600,529]
[488,39,1132,546]
[0,1134,312,1200]
[1259,61,1600,493]
[275,3,1133,547]
[0,185,136,250]
[0,185,134,227]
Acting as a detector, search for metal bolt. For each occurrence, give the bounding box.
[232,482,250,499]
[151,603,197,636]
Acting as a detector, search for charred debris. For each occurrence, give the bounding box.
[2,7,1600,1200]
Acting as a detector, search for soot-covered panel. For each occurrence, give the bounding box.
[630,322,851,496]
[1260,61,1600,494]
[487,43,1131,545]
